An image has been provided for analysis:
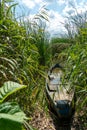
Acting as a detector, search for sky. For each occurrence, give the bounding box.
[14,0,87,37]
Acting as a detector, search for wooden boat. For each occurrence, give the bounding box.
[45,64,75,119]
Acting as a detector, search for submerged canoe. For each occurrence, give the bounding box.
[46,64,75,119]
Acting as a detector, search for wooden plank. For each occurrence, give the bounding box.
[47,69,74,102]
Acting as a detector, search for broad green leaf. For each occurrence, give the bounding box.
[0,81,27,103]
[0,102,27,130]
[0,102,27,122]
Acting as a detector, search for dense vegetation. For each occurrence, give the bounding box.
[0,0,50,129]
[64,10,87,129]
[0,0,87,130]
[50,9,87,129]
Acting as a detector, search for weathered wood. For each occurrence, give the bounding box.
[46,66,75,119]
[47,69,74,102]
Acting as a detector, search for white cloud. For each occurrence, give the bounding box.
[57,0,75,6]
[21,0,50,9]
[21,0,35,9]
[57,0,67,5]
[63,5,74,16]
[18,0,87,36]
[47,10,66,36]
[23,14,35,21]
[76,1,87,14]
[62,0,87,16]
[23,9,66,36]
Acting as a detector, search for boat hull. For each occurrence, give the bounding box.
[45,65,75,119]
